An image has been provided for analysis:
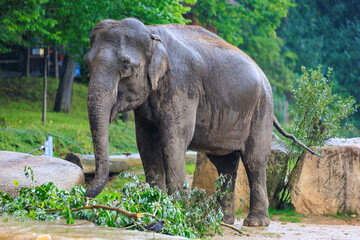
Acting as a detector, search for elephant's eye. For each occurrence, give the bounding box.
[123,63,130,70]
[121,62,133,78]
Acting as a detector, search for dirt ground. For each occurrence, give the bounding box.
[184,172,360,240]
[212,215,360,240]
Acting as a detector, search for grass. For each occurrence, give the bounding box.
[328,211,358,219]
[0,77,137,158]
[262,232,281,238]
[268,207,305,223]
[185,162,196,175]
[100,171,146,197]
[279,215,301,223]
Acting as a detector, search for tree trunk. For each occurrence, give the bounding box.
[55,50,59,79]
[26,46,30,77]
[53,54,76,113]
[42,48,48,124]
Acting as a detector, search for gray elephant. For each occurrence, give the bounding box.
[84,18,318,226]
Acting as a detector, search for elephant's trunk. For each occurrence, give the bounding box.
[85,74,116,198]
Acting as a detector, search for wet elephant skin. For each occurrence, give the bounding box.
[85,18,274,226]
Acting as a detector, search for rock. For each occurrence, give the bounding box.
[64,153,83,169]
[290,138,360,215]
[192,152,218,194]
[71,153,143,174]
[185,151,197,163]
[192,133,289,210]
[324,137,360,146]
[192,152,250,210]
[266,133,289,208]
[0,151,85,198]
[69,151,197,175]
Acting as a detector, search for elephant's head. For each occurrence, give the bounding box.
[84,18,169,197]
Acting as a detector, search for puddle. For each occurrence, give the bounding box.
[213,220,360,240]
[0,216,187,240]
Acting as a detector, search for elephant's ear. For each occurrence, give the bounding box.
[148,34,169,90]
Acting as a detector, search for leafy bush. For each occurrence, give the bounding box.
[0,168,228,239]
[291,66,357,148]
[277,65,358,207]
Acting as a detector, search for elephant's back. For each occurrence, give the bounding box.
[148,23,270,110]
[149,24,249,60]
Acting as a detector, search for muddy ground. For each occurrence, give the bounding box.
[212,214,360,240]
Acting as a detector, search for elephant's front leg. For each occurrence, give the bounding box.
[159,110,197,193]
[161,134,188,194]
[135,117,166,190]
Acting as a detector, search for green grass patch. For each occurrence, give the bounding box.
[268,207,304,223]
[0,77,137,157]
[99,173,146,197]
[324,211,358,220]
[262,232,281,238]
[185,162,196,175]
[279,215,301,223]
[235,208,243,216]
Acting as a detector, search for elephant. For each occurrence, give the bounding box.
[84,18,318,226]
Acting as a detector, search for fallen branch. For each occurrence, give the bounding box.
[220,222,244,235]
[71,204,141,219]
[153,189,162,216]
[140,212,161,221]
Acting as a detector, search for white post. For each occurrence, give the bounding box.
[44,135,53,157]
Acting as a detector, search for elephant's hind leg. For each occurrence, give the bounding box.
[241,126,272,226]
[207,151,241,224]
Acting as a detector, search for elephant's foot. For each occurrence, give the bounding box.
[243,212,270,227]
[222,211,235,224]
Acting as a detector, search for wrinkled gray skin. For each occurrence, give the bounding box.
[85,18,280,226]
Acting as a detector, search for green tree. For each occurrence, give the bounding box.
[0,0,57,76]
[50,0,194,113]
[0,0,57,51]
[190,0,295,92]
[278,0,360,129]
[0,0,194,112]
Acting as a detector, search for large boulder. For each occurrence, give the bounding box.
[192,133,289,210]
[0,151,85,198]
[290,138,360,215]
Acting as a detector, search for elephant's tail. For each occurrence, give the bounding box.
[273,116,322,157]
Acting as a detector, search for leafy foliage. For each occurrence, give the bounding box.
[291,66,357,148]
[0,168,228,239]
[0,0,194,56]
[191,0,293,46]
[0,0,57,52]
[191,0,295,92]
[278,0,360,128]
[277,66,358,207]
